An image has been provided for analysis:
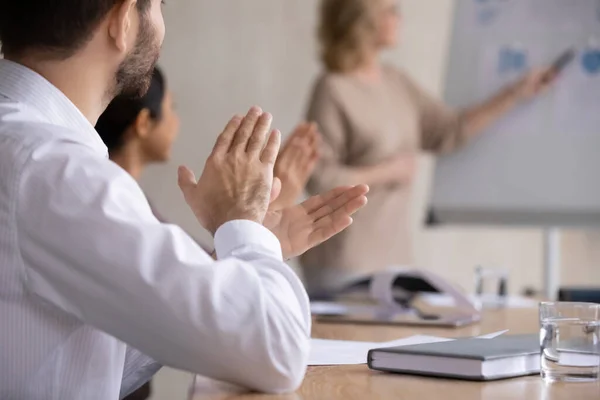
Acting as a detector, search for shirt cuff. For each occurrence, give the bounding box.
[214,220,283,261]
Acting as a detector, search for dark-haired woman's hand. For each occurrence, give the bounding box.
[270,122,320,210]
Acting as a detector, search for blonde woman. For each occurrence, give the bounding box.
[301,0,559,296]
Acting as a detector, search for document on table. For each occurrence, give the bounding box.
[309,331,508,366]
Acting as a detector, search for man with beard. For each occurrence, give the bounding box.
[0,1,369,399]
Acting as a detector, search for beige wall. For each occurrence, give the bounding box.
[142,0,599,296]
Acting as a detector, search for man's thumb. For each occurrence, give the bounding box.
[270,177,282,204]
[178,166,197,193]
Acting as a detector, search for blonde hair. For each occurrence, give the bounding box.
[318,0,382,73]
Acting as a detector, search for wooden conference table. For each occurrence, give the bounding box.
[190,308,600,400]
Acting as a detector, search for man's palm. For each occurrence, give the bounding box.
[264,185,369,259]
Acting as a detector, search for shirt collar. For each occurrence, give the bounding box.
[0,59,108,156]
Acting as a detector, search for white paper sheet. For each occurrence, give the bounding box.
[476,329,509,339]
[309,336,453,366]
[308,331,509,366]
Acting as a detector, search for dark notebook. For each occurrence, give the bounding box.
[368,334,540,381]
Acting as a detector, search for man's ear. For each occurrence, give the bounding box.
[108,0,138,53]
[133,109,153,139]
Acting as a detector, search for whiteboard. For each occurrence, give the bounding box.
[431,0,600,227]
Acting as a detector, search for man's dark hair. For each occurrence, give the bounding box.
[0,0,152,58]
[96,66,166,153]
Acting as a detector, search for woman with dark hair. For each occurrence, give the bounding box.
[96,66,320,216]
[97,68,178,188]
[96,66,320,400]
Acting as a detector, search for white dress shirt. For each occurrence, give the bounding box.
[0,60,311,400]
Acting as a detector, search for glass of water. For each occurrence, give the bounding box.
[540,302,600,383]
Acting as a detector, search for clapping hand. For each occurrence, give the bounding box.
[270,122,320,210]
[264,185,369,259]
[178,106,369,260]
[178,107,280,235]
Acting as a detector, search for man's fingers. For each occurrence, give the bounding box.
[310,185,369,221]
[213,115,243,155]
[311,195,368,241]
[230,106,262,152]
[177,166,197,195]
[260,129,282,165]
[309,217,353,248]
[246,112,273,155]
[301,186,353,214]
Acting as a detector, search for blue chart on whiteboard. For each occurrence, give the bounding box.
[461,0,600,136]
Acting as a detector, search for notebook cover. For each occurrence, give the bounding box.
[370,334,538,360]
[368,334,539,381]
